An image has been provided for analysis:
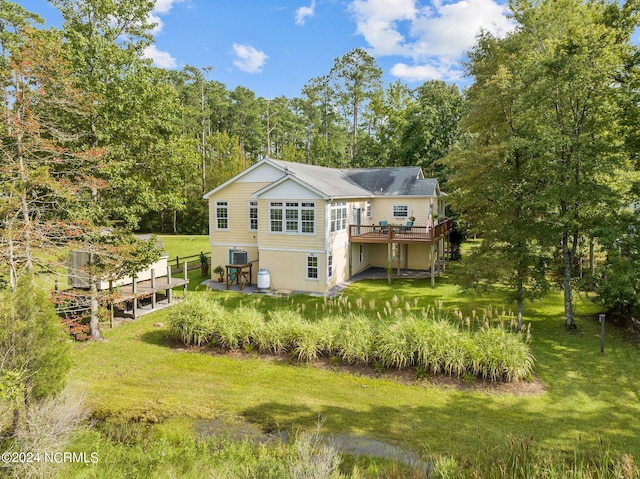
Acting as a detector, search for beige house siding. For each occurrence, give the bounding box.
[208,182,269,246]
[258,249,326,294]
[210,245,259,283]
[371,197,438,226]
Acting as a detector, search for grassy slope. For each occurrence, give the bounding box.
[68,274,640,463]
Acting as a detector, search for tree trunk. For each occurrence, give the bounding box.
[516,278,524,331]
[88,251,102,340]
[563,233,576,329]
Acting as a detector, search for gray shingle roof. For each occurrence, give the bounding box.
[270,160,440,198]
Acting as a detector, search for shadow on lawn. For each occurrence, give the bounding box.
[241,392,639,461]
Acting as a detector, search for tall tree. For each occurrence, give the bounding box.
[447,29,550,328]
[0,21,100,291]
[512,0,639,329]
[400,81,462,183]
[330,48,383,163]
[450,0,639,329]
[53,0,190,231]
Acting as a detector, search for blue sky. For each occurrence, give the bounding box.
[20,0,516,98]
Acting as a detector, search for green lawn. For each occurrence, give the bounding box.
[157,234,210,260]
[67,274,640,467]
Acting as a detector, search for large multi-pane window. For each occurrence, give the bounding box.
[306,255,318,280]
[216,201,229,230]
[392,205,409,218]
[269,202,315,234]
[248,201,258,231]
[330,202,347,233]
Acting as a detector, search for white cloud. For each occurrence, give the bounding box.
[143,45,177,69]
[153,0,186,15]
[390,62,460,82]
[350,0,515,82]
[149,0,187,34]
[295,0,316,26]
[232,43,268,73]
[351,0,417,55]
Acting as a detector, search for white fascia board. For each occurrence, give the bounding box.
[252,174,330,200]
[202,158,284,199]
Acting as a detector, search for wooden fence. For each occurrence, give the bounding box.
[170,251,211,274]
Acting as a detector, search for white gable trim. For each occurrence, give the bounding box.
[203,158,285,199]
[253,175,329,200]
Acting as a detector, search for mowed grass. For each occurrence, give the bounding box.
[157,234,210,260]
[67,274,640,464]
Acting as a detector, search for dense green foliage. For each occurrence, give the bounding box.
[0,275,70,421]
[447,0,640,328]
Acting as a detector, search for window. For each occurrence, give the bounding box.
[269,202,283,232]
[392,205,409,218]
[249,201,258,231]
[366,200,372,219]
[301,203,315,233]
[306,255,318,280]
[330,202,347,233]
[216,201,229,230]
[359,244,364,264]
[328,252,334,278]
[269,202,315,234]
[285,203,299,232]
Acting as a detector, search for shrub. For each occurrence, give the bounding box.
[335,315,376,365]
[216,306,264,350]
[375,318,419,369]
[472,327,535,382]
[168,296,224,346]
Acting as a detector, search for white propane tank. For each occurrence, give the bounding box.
[257,268,271,291]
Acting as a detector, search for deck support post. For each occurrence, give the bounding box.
[166,265,173,303]
[183,261,188,298]
[430,244,436,288]
[132,275,138,319]
[151,268,156,309]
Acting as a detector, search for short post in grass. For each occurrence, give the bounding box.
[599,313,605,354]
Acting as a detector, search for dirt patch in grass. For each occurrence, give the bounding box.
[174,343,546,397]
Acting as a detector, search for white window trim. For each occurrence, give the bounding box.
[269,201,316,235]
[366,200,372,219]
[248,201,258,231]
[306,254,319,281]
[328,252,334,279]
[392,204,409,218]
[215,201,229,231]
[330,202,347,234]
[359,244,364,264]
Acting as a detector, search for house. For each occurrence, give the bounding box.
[203,158,453,294]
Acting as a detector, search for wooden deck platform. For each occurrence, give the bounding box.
[349,218,453,244]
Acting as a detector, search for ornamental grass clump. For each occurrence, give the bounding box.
[168,296,225,346]
[169,297,535,383]
[334,314,376,365]
[375,317,420,369]
[255,311,297,354]
[291,322,326,362]
[215,306,264,350]
[472,327,535,382]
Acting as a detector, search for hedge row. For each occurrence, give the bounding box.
[168,296,534,382]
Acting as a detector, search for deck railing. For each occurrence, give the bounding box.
[349,218,453,243]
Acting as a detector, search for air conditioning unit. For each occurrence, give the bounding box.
[232,251,248,265]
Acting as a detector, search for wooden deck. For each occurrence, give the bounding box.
[349,218,453,244]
